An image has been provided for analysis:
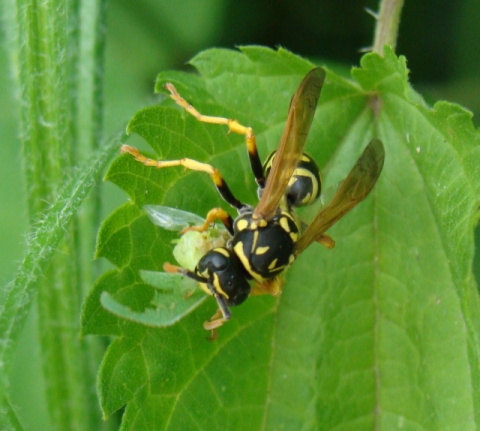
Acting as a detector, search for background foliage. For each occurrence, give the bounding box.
[1,0,480,430]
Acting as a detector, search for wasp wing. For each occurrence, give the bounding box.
[294,138,385,255]
[254,67,326,220]
[144,205,205,231]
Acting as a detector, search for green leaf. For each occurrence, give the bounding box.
[100,270,207,327]
[83,46,480,430]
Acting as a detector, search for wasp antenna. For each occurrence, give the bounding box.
[215,295,231,322]
[163,262,182,273]
[163,262,207,283]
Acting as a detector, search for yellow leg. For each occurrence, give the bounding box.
[180,207,233,235]
[317,234,335,249]
[164,262,230,338]
[121,144,244,209]
[165,83,253,137]
[164,83,265,187]
[121,144,217,176]
[251,276,284,297]
[204,308,228,333]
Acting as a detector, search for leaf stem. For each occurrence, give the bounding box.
[372,0,405,54]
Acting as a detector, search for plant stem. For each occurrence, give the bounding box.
[373,0,405,54]
[0,0,112,429]
[2,395,26,431]
[0,128,124,431]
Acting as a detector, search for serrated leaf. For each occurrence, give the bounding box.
[82,46,480,430]
[100,270,206,327]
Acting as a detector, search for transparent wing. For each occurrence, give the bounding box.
[144,205,204,231]
[294,138,385,255]
[254,67,326,220]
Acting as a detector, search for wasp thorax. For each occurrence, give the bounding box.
[232,210,299,282]
[196,248,251,306]
[263,151,321,207]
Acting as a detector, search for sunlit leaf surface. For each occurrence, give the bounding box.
[82,46,480,431]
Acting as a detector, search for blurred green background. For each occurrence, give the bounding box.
[1,0,479,429]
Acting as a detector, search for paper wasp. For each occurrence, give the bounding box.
[122,67,385,332]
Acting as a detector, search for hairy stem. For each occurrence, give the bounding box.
[373,0,405,54]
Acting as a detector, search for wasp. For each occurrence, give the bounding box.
[121,67,385,332]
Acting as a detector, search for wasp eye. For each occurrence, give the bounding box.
[197,248,229,273]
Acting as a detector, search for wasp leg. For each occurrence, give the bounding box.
[204,309,228,331]
[317,234,335,249]
[203,291,232,339]
[181,207,234,236]
[165,83,266,188]
[203,309,224,341]
[121,145,244,210]
[164,262,230,338]
[251,276,284,297]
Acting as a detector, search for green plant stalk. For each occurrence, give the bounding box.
[75,1,112,428]
[0,129,124,430]
[26,1,87,426]
[21,0,85,427]
[0,0,111,429]
[373,0,405,53]
[77,0,107,294]
[2,395,25,431]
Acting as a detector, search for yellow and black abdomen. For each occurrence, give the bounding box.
[231,210,299,281]
[263,151,321,207]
